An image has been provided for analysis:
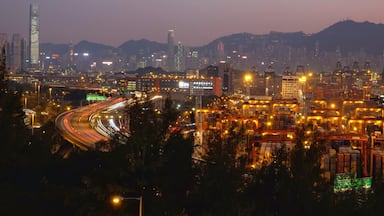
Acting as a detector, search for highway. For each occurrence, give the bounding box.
[55,97,126,150]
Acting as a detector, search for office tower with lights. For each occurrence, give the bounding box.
[11,33,22,73]
[218,62,233,95]
[0,33,9,66]
[175,41,185,72]
[265,66,277,97]
[29,4,39,69]
[21,37,28,72]
[0,33,11,67]
[167,30,175,72]
[217,41,225,61]
[0,33,7,49]
[186,50,200,70]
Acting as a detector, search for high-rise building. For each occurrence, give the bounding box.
[21,37,28,72]
[265,66,277,97]
[186,50,200,70]
[0,33,9,66]
[199,62,233,95]
[0,33,7,49]
[175,41,185,72]
[11,33,22,73]
[0,33,11,67]
[29,4,39,69]
[218,62,233,95]
[167,30,175,72]
[217,41,225,61]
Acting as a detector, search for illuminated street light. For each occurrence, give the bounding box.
[244,73,252,82]
[37,84,41,106]
[298,76,307,83]
[112,196,122,205]
[49,87,52,100]
[111,195,143,216]
[243,73,253,96]
[31,113,35,135]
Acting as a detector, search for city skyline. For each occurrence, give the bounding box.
[1,0,384,46]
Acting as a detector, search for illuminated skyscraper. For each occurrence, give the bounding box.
[29,4,39,68]
[11,34,22,73]
[21,38,28,71]
[175,41,185,72]
[219,62,233,95]
[217,41,225,61]
[0,33,8,65]
[69,41,74,63]
[186,50,200,70]
[167,30,175,71]
[0,33,7,49]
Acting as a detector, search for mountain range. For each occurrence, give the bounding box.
[41,20,384,59]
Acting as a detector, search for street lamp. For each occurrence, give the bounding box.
[299,76,307,99]
[37,83,41,106]
[111,195,143,216]
[243,73,253,97]
[24,97,28,109]
[49,87,52,100]
[31,112,35,135]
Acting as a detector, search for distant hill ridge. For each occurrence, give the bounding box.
[41,20,384,58]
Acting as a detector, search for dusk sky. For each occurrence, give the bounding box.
[1,0,384,47]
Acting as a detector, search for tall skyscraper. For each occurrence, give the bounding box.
[265,66,277,97]
[29,4,39,69]
[11,34,22,73]
[21,37,28,72]
[186,50,200,70]
[175,41,185,72]
[0,33,9,66]
[217,41,225,61]
[218,62,233,95]
[167,30,175,72]
[0,33,7,49]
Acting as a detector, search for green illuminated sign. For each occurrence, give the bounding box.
[334,173,372,192]
[86,94,106,101]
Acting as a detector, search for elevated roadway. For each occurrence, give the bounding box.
[55,97,126,150]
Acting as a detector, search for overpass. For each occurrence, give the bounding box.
[55,97,126,150]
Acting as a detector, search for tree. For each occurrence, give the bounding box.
[188,128,244,216]
[121,96,175,215]
[0,45,45,215]
[0,45,28,167]
[160,94,178,137]
[126,97,162,173]
[239,127,331,216]
[158,133,194,215]
[240,144,292,216]
[289,128,328,215]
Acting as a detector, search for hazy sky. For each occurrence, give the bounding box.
[1,0,384,47]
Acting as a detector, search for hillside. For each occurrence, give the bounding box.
[40,20,384,58]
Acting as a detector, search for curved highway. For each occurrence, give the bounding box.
[55,97,125,150]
